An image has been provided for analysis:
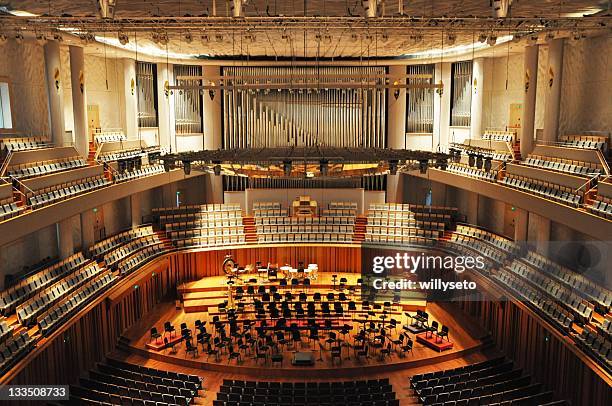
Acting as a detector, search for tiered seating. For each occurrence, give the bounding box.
[0,316,13,343]
[451,141,513,162]
[575,327,612,373]
[23,165,111,210]
[558,134,608,151]
[410,357,564,406]
[253,202,288,217]
[522,155,601,177]
[116,242,166,275]
[588,195,612,219]
[321,201,358,217]
[0,137,51,154]
[215,379,398,406]
[6,155,87,179]
[522,251,611,312]
[103,234,163,268]
[253,201,282,211]
[97,146,160,163]
[0,253,87,315]
[256,216,356,243]
[454,225,520,256]
[483,130,516,143]
[0,331,35,375]
[38,270,117,336]
[94,131,127,146]
[114,164,165,183]
[16,261,104,326]
[505,260,594,323]
[448,233,507,265]
[66,358,203,406]
[0,183,22,222]
[447,163,497,182]
[89,226,155,258]
[500,174,583,207]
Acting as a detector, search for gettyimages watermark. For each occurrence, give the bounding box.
[360,240,611,303]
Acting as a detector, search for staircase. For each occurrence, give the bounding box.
[352,215,367,242]
[87,141,97,164]
[242,216,258,243]
[512,140,522,162]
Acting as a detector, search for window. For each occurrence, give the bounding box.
[0,80,13,130]
[173,65,203,134]
[450,61,473,127]
[406,64,435,133]
[136,62,158,128]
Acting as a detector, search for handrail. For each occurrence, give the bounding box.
[0,150,13,176]
[594,148,611,176]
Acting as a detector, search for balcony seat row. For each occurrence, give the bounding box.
[575,327,612,373]
[103,235,162,268]
[447,163,498,182]
[449,233,508,265]
[0,196,22,222]
[89,226,155,259]
[27,176,111,210]
[366,226,440,239]
[522,155,601,177]
[364,235,437,247]
[168,227,244,240]
[114,165,165,183]
[367,217,445,231]
[500,174,582,207]
[588,195,612,220]
[0,331,35,376]
[6,156,87,180]
[455,225,520,255]
[117,243,166,276]
[174,235,246,249]
[1,137,51,154]
[165,219,243,231]
[255,216,355,226]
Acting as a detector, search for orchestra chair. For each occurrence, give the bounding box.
[331,345,342,365]
[150,327,162,343]
[164,321,176,338]
[436,325,450,342]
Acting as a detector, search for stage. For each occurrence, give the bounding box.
[121,273,489,379]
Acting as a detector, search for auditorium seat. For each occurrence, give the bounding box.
[89,226,155,259]
[114,164,165,183]
[454,225,520,256]
[0,331,35,375]
[522,154,601,177]
[500,174,583,207]
[588,195,612,220]
[0,316,13,344]
[94,131,127,146]
[557,134,608,152]
[0,195,23,222]
[96,146,161,163]
[447,163,498,182]
[6,155,87,180]
[117,243,167,276]
[575,327,612,373]
[0,137,52,154]
[103,234,163,268]
[26,174,111,210]
[482,130,516,143]
[448,233,508,265]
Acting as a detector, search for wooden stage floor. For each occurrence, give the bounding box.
[122,273,489,379]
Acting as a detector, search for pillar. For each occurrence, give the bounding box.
[44,41,66,147]
[130,192,142,227]
[203,65,223,203]
[156,63,175,150]
[57,218,74,259]
[433,63,452,146]
[121,58,138,140]
[470,58,485,139]
[542,39,564,144]
[386,65,407,203]
[467,192,479,224]
[80,209,96,250]
[514,207,528,242]
[69,46,89,158]
[531,213,551,256]
[521,45,539,157]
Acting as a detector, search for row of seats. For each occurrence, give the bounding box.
[367,217,445,230]
[97,148,151,163]
[253,208,288,217]
[0,137,50,154]
[482,130,515,143]
[117,242,166,275]
[16,262,104,326]
[575,327,612,373]
[28,176,111,210]
[455,225,520,255]
[89,226,155,258]
[369,203,457,216]
[253,201,281,211]
[588,195,612,220]
[174,235,246,248]
[0,331,35,376]
[506,261,593,323]
[451,144,513,162]
[0,316,13,344]
[447,163,498,182]
[364,235,436,247]
[321,208,357,217]
[153,203,241,216]
[168,227,244,240]
[0,253,86,315]
[522,155,600,177]
[159,210,243,225]
[114,165,165,183]
[104,235,162,268]
[94,132,127,145]
[449,233,507,264]
[0,197,22,223]
[366,226,439,239]
[38,271,117,336]
[500,174,582,207]
[368,210,451,224]
[329,201,358,210]
[257,224,354,235]
[6,156,87,180]
[257,233,354,243]
[557,135,607,151]
[165,219,243,231]
[254,216,355,225]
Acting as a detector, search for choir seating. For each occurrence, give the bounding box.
[0,331,35,376]
[0,183,22,222]
[64,358,203,406]
[557,134,609,152]
[0,136,52,155]
[410,357,566,406]
[215,379,398,406]
[93,130,127,146]
[447,162,498,182]
[256,216,356,244]
[482,130,516,143]
[22,165,111,210]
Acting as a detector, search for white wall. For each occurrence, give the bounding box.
[482,54,524,132]
[243,188,366,215]
[0,40,50,136]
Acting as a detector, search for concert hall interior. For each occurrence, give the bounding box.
[0,1,611,405]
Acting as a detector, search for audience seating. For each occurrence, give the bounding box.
[94,131,127,146]
[522,155,601,177]
[557,134,608,152]
[0,195,23,222]
[6,156,87,180]
[447,163,498,182]
[0,331,35,375]
[114,165,165,183]
[97,146,161,163]
[588,195,612,220]
[26,175,111,210]
[482,130,516,143]
[215,378,398,406]
[255,213,356,244]
[0,316,13,344]
[500,174,583,207]
[104,235,163,268]
[449,233,508,264]
[117,242,166,275]
[0,137,51,154]
[454,225,520,256]
[38,271,117,336]
[0,253,87,315]
[575,327,612,373]
[89,226,155,259]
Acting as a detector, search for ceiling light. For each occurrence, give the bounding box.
[446,33,457,45]
[184,33,193,43]
[118,32,129,45]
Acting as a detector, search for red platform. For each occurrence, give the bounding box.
[416,332,454,352]
[145,335,183,351]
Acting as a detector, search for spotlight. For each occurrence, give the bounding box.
[436,159,448,171]
[545,32,555,42]
[213,163,221,176]
[184,32,193,43]
[163,160,171,172]
[53,33,64,42]
[511,33,521,43]
[389,160,398,175]
[319,159,329,176]
[468,153,476,167]
[215,34,224,43]
[118,32,129,45]
[419,160,428,174]
[282,160,292,177]
[484,157,492,172]
[182,160,191,175]
[486,35,497,46]
[158,32,169,45]
[476,155,484,170]
[446,33,457,45]
[0,34,7,44]
[35,33,47,45]
[478,33,488,43]
[527,34,538,45]
[201,34,210,43]
[15,33,24,42]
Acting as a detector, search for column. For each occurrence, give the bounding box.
[156,63,175,150]
[80,209,96,250]
[433,63,452,146]
[69,46,89,158]
[44,41,66,147]
[57,218,74,259]
[531,213,551,256]
[542,39,564,144]
[467,192,479,225]
[130,192,142,227]
[121,58,138,139]
[470,58,485,139]
[514,207,528,242]
[386,65,407,203]
[521,45,539,157]
[203,65,223,203]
